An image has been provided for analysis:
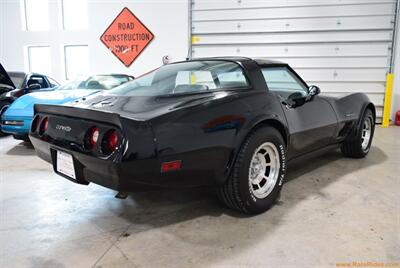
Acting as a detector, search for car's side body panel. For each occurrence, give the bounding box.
[281,95,338,158]
[149,90,288,186]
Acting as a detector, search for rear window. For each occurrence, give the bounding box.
[57,75,132,91]
[107,61,250,96]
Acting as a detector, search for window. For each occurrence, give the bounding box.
[61,0,88,30]
[48,77,59,87]
[27,75,49,89]
[218,71,248,87]
[109,61,249,96]
[23,0,49,31]
[56,75,132,91]
[27,46,52,75]
[176,71,216,89]
[261,67,308,99]
[64,45,89,80]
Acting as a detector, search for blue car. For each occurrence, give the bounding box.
[1,74,134,140]
[0,63,59,136]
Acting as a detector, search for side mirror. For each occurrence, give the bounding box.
[27,83,41,91]
[308,85,321,96]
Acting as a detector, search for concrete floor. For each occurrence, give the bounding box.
[0,127,399,268]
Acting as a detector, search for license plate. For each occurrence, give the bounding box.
[56,151,76,180]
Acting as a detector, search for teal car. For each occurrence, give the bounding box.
[1,74,134,140]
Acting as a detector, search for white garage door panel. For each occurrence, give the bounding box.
[194,31,392,45]
[193,0,395,10]
[193,16,393,34]
[193,3,395,21]
[376,107,383,118]
[316,82,385,94]
[296,69,387,82]
[192,44,391,58]
[191,1,397,120]
[281,57,388,68]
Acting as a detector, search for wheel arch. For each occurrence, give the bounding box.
[355,102,376,135]
[219,117,288,185]
[251,118,288,147]
[365,102,376,122]
[0,100,12,116]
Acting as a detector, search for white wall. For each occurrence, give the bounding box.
[0,0,189,82]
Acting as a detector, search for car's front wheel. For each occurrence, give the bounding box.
[218,126,286,214]
[341,108,375,158]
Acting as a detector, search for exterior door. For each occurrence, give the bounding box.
[261,66,337,158]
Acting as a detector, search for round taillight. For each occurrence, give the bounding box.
[86,126,99,149]
[102,129,119,154]
[31,115,41,132]
[39,117,49,135]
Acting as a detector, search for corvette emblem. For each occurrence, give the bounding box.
[56,125,72,132]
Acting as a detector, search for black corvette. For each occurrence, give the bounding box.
[29,57,375,214]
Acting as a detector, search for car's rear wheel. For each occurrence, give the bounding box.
[0,101,11,137]
[341,108,375,158]
[218,126,286,214]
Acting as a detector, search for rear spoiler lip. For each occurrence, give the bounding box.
[34,104,122,128]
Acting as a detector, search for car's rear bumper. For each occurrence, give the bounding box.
[30,135,156,191]
[1,116,31,135]
[30,135,220,192]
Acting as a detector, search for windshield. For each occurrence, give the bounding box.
[58,75,133,91]
[9,72,25,88]
[107,61,250,97]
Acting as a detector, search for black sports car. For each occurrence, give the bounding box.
[29,58,375,214]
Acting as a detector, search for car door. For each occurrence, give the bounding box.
[261,66,338,158]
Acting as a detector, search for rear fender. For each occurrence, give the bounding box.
[219,114,288,185]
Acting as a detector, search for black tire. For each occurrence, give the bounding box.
[341,108,375,158]
[0,101,11,137]
[218,126,286,214]
[13,134,30,142]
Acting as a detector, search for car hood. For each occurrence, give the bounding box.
[67,91,237,121]
[3,89,100,118]
[0,63,16,89]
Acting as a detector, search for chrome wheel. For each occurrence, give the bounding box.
[361,117,372,151]
[248,142,280,199]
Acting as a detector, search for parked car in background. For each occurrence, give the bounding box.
[0,63,59,135]
[1,74,134,141]
[28,58,376,214]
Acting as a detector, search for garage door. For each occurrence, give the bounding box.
[190,0,399,121]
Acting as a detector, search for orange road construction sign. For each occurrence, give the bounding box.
[100,7,154,67]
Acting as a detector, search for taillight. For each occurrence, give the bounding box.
[39,117,49,135]
[85,126,99,149]
[102,129,119,155]
[31,115,41,132]
[90,128,100,147]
